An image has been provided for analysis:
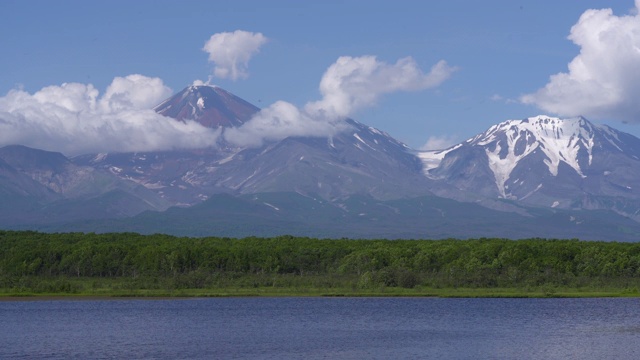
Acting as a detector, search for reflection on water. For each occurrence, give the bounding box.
[1,297,639,359]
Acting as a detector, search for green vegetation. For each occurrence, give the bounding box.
[1,231,640,298]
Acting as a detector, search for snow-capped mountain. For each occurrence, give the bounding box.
[75,85,434,205]
[419,115,640,219]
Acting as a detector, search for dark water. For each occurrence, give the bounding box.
[1,297,640,359]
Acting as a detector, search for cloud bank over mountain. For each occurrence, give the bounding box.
[0,28,455,154]
[522,2,640,123]
[0,75,219,156]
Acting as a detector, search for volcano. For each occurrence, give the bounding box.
[75,85,435,205]
[154,85,260,128]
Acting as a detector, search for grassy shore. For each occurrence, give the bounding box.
[2,282,639,299]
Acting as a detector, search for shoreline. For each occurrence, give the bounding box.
[1,288,638,300]
[0,295,197,301]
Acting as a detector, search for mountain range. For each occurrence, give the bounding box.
[2,85,640,240]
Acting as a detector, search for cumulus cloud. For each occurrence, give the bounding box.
[0,75,220,156]
[202,30,268,81]
[0,48,455,154]
[224,101,348,147]
[100,74,172,112]
[305,56,457,119]
[521,2,640,122]
[420,135,460,150]
[224,56,457,147]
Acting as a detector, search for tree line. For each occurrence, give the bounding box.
[1,230,640,291]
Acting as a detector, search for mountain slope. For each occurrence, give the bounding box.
[181,118,433,200]
[0,145,171,226]
[37,191,640,241]
[419,115,640,219]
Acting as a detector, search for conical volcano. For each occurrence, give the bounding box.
[154,85,260,128]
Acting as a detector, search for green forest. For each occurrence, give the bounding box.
[2,230,640,297]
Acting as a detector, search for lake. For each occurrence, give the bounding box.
[1,297,639,359]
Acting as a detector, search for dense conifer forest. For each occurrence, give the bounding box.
[1,231,640,297]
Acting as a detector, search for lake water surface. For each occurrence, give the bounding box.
[2,297,640,359]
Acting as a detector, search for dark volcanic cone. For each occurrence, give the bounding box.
[154,85,260,128]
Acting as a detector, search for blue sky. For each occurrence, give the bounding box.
[1,0,639,154]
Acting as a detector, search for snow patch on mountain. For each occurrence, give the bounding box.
[92,153,108,163]
[263,202,280,211]
[475,116,595,191]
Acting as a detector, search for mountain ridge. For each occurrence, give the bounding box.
[3,86,640,239]
[419,115,640,220]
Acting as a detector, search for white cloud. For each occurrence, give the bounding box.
[521,3,640,123]
[305,56,457,119]
[224,55,456,147]
[0,47,455,155]
[420,135,459,150]
[224,101,348,147]
[100,74,172,112]
[202,30,268,81]
[0,75,220,156]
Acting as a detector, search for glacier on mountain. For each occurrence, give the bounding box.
[474,116,595,197]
